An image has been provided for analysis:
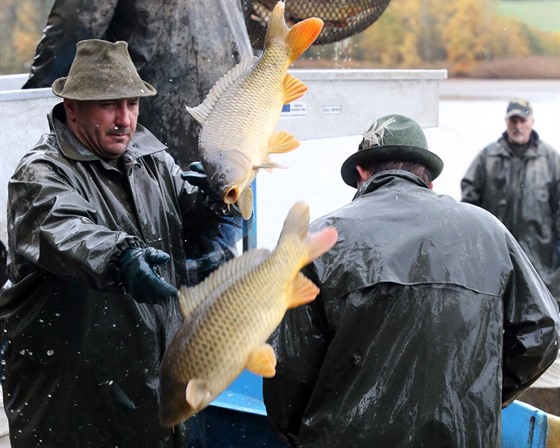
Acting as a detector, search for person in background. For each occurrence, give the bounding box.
[263,114,560,448]
[0,39,248,448]
[461,99,560,306]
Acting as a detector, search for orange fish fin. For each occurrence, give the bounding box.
[246,343,277,378]
[305,226,338,261]
[283,72,308,104]
[237,188,253,220]
[185,379,211,410]
[288,272,319,309]
[269,130,300,154]
[285,17,324,63]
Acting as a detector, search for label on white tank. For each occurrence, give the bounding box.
[281,102,307,118]
[322,105,342,115]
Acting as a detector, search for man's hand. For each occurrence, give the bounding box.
[181,161,220,200]
[117,247,178,303]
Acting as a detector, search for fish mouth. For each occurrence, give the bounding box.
[223,186,240,205]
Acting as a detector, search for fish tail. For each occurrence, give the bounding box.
[265,1,290,48]
[265,2,324,63]
[278,201,310,243]
[278,201,338,262]
[285,17,324,62]
[305,226,338,261]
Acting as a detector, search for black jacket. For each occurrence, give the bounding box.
[461,131,560,298]
[264,171,560,448]
[0,103,241,447]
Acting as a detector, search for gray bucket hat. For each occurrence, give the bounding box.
[52,39,157,100]
[341,114,444,188]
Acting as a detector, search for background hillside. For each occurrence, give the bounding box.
[0,0,558,79]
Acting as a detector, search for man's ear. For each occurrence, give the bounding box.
[356,165,370,184]
[64,99,78,122]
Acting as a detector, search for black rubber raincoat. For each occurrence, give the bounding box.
[0,103,241,448]
[263,171,560,448]
[21,0,253,168]
[461,131,560,300]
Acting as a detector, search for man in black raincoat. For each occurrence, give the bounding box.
[0,39,247,448]
[263,115,560,447]
[461,99,560,305]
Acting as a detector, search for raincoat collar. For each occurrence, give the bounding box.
[496,129,541,158]
[354,170,429,200]
[48,102,167,162]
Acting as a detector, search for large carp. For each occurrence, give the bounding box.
[186,1,324,219]
[158,201,337,426]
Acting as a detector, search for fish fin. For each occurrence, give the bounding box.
[179,247,270,315]
[264,2,290,48]
[283,72,308,104]
[185,57,257,124]
[305,226,338,262]
[285,17,324,63]
[253,161,288,173]
[178,287,204,319]
[246,343,277,378]
[237,188,253,220]
[185,379,211,410]
[265,1,323,63]
[288,272,320,309]
[276,201,338,261]
[269,130,300,154]
[277,201,310,243]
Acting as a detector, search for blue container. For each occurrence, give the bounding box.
[502,401,549,448]
[188,371,285,447]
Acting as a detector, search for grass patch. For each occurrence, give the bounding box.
[495,0,560,32]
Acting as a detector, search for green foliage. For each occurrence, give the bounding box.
[495,0,560,32]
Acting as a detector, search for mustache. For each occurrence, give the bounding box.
[108,126,130,136]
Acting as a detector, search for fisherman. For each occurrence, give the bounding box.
[0,39,248,448]
[263,115,560,447]
[461,99,560,307]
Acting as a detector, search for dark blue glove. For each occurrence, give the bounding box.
[117,247,178,303]
[181,161,220,200]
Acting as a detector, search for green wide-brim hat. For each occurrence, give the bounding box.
[341,114,444,188]
[52,39,157,100]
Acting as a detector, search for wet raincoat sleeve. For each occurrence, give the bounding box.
[263,263,328,446]
[174,160,250,284]
[22,0,118,88]
[460,150,486,206]
[502,234,560,405]
[8,152,144,291]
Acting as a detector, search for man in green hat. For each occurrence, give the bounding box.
[0,39,249,448]
[263,114,560,447]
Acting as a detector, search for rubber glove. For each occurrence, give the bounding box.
[117,247,178,303]
[182,161,248,219]
[181,161,220,200]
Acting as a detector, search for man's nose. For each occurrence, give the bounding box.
[115,102,132,128]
